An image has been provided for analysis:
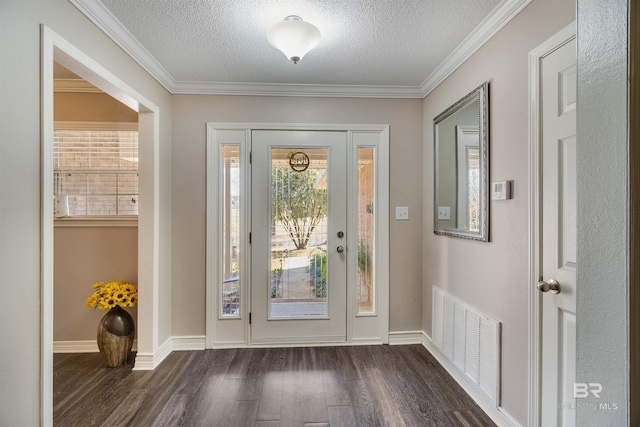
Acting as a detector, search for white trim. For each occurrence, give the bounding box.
[53,121,138,131]
[208,123,390,132]
[133,336,172,370]
[41,26,161,425]
[54,79,103,93]
[348,338,385,346]
[419,0,532,96]
[205,126,216,349]
[41,29,55,426]
[70,0,530,99]
[222,340,381,348]
[206,127,251,348]
[421,332,522,427]
[378,127,390,343]
[388,331,424,345]
[527,23,576,427]
[53,340,138,353]
[171,335,206,351]
[54,217,138,228]
[68,0,176,92]
[172,81,423,98]
[211,341,252,349]
[250,335,346,345]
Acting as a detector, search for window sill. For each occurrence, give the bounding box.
[54,217,138,228]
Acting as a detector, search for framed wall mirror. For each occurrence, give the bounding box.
[434,82,489,241]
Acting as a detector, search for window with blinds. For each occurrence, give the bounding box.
[53,123,139,216]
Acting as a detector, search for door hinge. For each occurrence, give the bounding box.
[250,151,252,164]
[249,312,252,324]
[249,232,252,244]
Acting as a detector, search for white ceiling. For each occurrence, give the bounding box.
[71,0,531,97]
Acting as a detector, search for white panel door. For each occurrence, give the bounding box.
[540,38,577,426]
[251,130,347,344]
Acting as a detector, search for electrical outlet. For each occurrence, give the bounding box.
[438,206,450,220]
[395,206,409,220]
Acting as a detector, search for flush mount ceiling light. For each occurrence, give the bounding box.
[267,15,321,64]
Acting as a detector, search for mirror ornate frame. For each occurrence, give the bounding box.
[434,82,489,241]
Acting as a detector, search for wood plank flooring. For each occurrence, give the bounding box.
[53,345,496,427]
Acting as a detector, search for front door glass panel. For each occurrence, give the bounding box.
[270,148,328,318]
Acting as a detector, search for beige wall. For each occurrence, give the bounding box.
[54,92,138,122]
[54,227,138,341]
[0,0,172,425]
[422,0,575,424]
[171,96,423,336]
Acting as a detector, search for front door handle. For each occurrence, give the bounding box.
[336,246,345,253]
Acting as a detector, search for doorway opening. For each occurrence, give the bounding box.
[41,26,160,423]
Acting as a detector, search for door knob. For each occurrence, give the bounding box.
[336,246,345,253]
[537,279,561,294]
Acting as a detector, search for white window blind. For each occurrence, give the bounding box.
[53,122,138,216]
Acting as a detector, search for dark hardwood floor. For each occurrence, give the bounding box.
[53,345,496,426]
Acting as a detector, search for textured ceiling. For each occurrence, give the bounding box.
[96,0,503,88]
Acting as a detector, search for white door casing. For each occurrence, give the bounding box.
[41,26,162,426]
[206,123,389,348]
[251,130,348,344]
[528,24,577,427]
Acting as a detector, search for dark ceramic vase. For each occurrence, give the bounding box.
[97,306,135,367]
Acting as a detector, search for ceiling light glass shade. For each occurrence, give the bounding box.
[267,16,321,64]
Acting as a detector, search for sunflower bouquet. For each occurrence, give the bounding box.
[85,281,138,310]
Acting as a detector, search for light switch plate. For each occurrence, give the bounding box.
[438,206,450,220]
[396,206,409,220]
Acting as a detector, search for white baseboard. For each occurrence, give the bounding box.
[172,335,206,351]
[349,338,385,346]
[420,332,522,427]
[249,335,345,345]
[388,330,424,345]
[133,336,172,370]
[53,339,138,353]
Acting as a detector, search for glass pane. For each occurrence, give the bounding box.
[87,195,117,215]
[357,147,375,313]
[118,173,138,195]
[53,128,139,216]
[68,195,86,215]
[270,148,328,318]
[221,145,241,317]
[117,195,138,215]
[467,147,480,231]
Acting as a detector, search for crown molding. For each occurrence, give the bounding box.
[70,0,176,92]
[71,0,531,99]
[54,78,102,93]
[420,0,532,97]
[171,80,424,98]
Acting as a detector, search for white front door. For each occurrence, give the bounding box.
[539,37,577,426]
[251,130,347,344]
